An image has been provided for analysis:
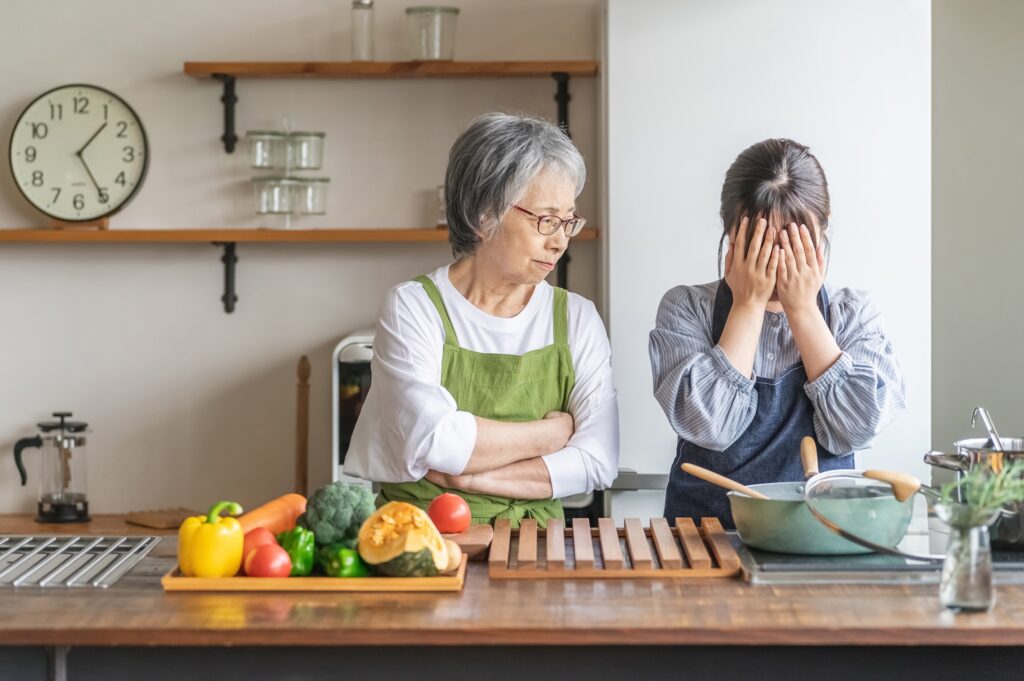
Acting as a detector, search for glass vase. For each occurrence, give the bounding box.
[937,504,999,612]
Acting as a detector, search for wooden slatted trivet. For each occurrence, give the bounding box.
[488,517,741,579]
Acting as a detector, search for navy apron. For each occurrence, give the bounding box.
[664,280,855,529]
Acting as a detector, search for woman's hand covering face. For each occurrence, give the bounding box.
[724,216,779,309]
[776,222,826,314]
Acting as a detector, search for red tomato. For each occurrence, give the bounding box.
[244,543,292,578]
[241,527,277,574]
[428,493,472,534]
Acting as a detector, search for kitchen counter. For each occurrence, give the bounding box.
[3,514,1024,681]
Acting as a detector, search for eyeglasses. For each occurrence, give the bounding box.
[512,205,587,237]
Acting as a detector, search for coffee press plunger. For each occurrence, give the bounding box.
[13,412,91,523]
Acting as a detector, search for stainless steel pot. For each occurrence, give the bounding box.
[924,437,1024,547]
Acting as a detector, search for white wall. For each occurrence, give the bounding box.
[604,0,932,517]
[932,0,1024,458]
[0,0,601,513]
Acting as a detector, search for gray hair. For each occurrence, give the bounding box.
[445,113,586,259]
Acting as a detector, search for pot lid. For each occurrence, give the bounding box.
[37,412,87,433]
[803,469,946,561]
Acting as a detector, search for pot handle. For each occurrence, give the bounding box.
[862,469,922,502]
[924,450,968,473]
[13,435,42,486]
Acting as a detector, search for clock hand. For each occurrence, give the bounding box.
[75,122,107,157]
[78,155,104,202]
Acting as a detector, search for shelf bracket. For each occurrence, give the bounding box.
[556,249,571,290]
[213,242,239,313]
[552,72,571,137]
[552,72,573,289]
[212,73,238,153]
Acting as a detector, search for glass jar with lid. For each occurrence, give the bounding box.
[252,177,298,214]
[287,132,326,170]
[246,131,287,169]
[405,6,459,60]
[294,178,330,215]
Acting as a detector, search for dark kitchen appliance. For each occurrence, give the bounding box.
[734,528,1024,585]
[12,412,91,523]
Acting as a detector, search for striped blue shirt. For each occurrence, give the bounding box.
[648,280,906,455]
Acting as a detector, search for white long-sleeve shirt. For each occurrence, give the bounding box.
[345,265,620,498]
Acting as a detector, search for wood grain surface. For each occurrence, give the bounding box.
[183,61,600,79]
[0,228,599,243]
[3,515,1024,647]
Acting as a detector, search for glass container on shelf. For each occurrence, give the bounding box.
[245,121,330,227]
[405,6,459,61]
[352,0,375,61]
[246,131,287,169]
[288,132,325,170]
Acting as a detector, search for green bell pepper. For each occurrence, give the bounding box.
[277,526,316,577]
[317,543,370,578]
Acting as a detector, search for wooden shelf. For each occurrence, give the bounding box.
[183,61,599,80]
[0,228,598,244]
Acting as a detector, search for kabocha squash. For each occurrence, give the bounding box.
[357,502,449,577]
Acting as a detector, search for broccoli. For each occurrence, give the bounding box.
[297,481,376,548]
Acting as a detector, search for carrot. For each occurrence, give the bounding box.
[238,493,307,535]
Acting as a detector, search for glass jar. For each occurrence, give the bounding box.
[246,131,286,169]
[405,6,459,61]
[294,178,330,215]
[436,184,447,227]
[252,177,297,214]
[937,504,999,612]
[287,132,325,170]
[352,0,375,61]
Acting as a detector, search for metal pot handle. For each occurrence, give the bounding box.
[923,451,968,472]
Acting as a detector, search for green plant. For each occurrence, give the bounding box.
[938,460,1024,526]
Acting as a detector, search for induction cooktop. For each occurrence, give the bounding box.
[730,533,1024,585]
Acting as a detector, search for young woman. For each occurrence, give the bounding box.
[649,139,906,527]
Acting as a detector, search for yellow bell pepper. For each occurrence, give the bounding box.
[178,501,245,578]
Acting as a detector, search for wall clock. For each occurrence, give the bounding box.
[9,83,149,224]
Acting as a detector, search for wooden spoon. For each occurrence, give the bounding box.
[800,436,819,480]
[680,463,771,500]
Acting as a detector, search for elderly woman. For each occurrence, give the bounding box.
[345,113,619,528]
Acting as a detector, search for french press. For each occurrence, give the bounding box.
[13,412,91,523]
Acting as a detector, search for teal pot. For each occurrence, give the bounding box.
[728,481,914,555]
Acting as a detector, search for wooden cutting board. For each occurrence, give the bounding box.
[162,556,467,592]
[125,508,198,530]
[445,523,493,561]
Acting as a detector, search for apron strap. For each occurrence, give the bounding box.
[552,287,569,347]
[414,274,459,347]
[712,279,831,344]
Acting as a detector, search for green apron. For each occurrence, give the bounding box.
[379,274,575,529]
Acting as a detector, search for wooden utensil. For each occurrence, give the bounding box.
[800,436,819,480]
[680,463,770,500]
[295,355,311,497]
[445,523,494,561]
[125,507,199,529]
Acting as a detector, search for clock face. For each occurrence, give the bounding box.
[9,84,148,222]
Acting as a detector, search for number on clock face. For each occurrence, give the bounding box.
[8,84,148,222]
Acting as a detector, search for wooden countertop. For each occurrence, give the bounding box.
[2,514,1024,647]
